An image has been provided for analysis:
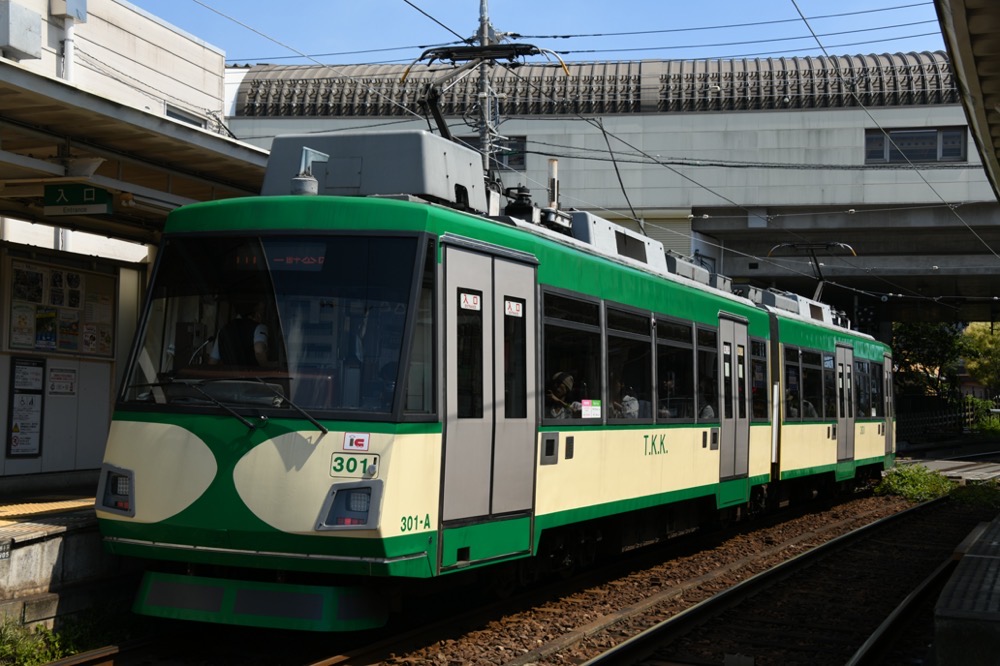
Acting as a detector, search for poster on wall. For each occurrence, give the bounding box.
[7,259,115,357]
[7,356,45,457]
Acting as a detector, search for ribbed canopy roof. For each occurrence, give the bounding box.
[235,51,956,118]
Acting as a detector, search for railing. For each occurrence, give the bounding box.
[896,404,977,442]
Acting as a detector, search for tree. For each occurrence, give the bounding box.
[962,322,1000,399]
[891,321,967,399]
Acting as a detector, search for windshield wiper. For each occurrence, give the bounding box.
[253,378,329,434]
[189,383,258,431]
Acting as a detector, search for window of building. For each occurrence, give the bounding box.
[865,127,967,164]
[166,105,208,129]
[458,135,527,171]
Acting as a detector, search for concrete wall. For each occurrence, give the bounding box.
[224,72,994,215]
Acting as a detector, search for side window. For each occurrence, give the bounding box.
[404,245,436,415]
[542,292,602,421]
[871,362,885,418]
[607,307,652,421]
[696,328,718,422]
[822,353,837,419]
[456,288,484,419]
[750,339,768,420]
[503,296,528,419]
[656,319,695,420]
[855,360,871,418]
[800,351,823,419]
[784,346,801,420]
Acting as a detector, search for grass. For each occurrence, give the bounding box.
[0,606,152,666]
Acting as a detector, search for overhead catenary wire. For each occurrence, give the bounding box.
[181,0,969,307]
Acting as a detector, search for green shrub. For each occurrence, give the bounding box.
[951,480,1000,511]
[875,464,957,502]
[966,396,1000,434]
[0,618,67,666]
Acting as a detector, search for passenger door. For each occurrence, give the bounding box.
[441,240,537,523]
[836,345,856,461]
[883,353,894,456]
[718,315,750,480]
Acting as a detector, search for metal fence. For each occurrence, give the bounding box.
[896,403,978,442]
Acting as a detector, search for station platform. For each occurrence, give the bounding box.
[935,514,1000,666]
[0,492,139,628]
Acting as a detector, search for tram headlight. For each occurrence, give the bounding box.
[316,480,383,531]
[96,464,135,517]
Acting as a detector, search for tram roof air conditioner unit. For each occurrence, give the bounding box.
[262,130,487,212]
[761,289,799,313]
[664,249,710,285]
[569,211,668,273]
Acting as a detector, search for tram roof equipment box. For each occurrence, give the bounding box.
[262,130,488,213]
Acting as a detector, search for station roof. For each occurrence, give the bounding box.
[0,60,268,246]
[936,0,1000,202]
[235,52,956,118]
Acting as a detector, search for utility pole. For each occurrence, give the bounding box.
[478,0,492,175]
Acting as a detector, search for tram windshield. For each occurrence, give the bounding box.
[121,234,434,418]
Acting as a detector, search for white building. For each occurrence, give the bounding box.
[0,0,265,491]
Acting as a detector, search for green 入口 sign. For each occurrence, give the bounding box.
[43,184,112,215]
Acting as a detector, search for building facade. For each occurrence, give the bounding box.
[0,0,265,491]
[226,53,999,327]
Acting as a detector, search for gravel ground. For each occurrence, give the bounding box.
[376,494,918,666]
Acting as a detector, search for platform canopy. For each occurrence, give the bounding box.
[937,0,1000,202]
[0,61,267,246]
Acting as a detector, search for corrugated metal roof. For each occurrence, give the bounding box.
[235,52,956,118]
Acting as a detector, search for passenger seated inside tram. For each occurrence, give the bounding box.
[546,372,582,419]
[801,398,819,418]
[786,390,799,418]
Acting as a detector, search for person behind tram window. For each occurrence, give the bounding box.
[698,377,717,419]
[209,301,268,367]
[785,390,800,418]
[801,396,818,418]
[658,373,677,417]
[546,371,582,419]
[610,372,639,419]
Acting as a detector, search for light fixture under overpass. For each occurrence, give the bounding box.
[117,192,179,215]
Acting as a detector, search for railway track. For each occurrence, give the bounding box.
[313,493,922,665]
[46,493,955,666]
[577,498,985,666]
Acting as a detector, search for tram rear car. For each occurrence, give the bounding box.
[95,131,895,631]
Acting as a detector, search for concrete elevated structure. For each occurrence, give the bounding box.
[226,53,1000,327]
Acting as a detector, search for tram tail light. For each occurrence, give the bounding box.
[317,481,383,531]
[97,465,135,517]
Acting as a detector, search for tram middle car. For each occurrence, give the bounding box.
[95,130,895,631]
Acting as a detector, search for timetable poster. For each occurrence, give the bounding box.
[7,259,115,357]
[7,356,45,457]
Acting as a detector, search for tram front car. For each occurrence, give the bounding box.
[95,192,445,631]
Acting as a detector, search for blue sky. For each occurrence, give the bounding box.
[126,0,945,66]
